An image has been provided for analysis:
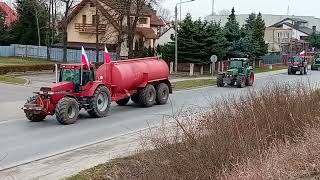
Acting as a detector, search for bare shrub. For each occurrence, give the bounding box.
[106,82,320,179]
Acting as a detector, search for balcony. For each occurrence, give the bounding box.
[74,23,107,34]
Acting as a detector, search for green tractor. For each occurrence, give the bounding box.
[217,58,254,88]
[311,53,320,70]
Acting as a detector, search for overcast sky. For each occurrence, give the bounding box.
[160,0,320,20]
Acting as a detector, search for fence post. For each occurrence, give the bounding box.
[190,63,194,76]
[25,45,28,58]
[200,65,204,75]
[170,62,174,74]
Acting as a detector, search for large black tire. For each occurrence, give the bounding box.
[131,93,140,104]
[304,67,307,75]
[300,67,304,75]
[288,68,292,75]
[236,75,246,88]
[116,97,130,106]
[88,86,111,118]
[246,71,254,86]
[25,95,46,122]
[139,84,156,107]
[155,83,169,105]
[55,97,79,125]
[217,74,224,87]
[291,70,296,75]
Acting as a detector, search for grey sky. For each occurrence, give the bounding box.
[160,0,320,19]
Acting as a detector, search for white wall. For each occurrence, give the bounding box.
[156,28,175,46]
[282,24,308,40]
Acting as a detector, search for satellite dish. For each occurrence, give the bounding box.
[210,55,218,63]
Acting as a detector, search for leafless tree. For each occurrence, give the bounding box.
[218,9,230,16]
[60,0,77,62]
[158,7,171,22]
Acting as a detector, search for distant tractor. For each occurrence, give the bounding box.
[23,57,172,125]
[311,56,320,70]
[217,58,254,88]
[288,56,308,75]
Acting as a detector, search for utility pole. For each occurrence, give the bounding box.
[95,0,99,62]
[212,0,215,15]
[175,5,178,72]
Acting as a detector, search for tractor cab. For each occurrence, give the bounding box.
[228,58,249,74]
[57,64,96,92]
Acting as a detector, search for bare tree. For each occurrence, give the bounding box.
[158,7,171,22]
[60,0,77,62]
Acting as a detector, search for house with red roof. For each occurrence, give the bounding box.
[60,0,164,57]
[0,2,17,26]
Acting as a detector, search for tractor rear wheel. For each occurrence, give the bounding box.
[88,86,111,118]
[139,84,156,107]
[55,97,79,125]
[217,74,224,87]
[25,95,46,122]
[155,83,169,105]
[131,93,140,104]
[116,97,130,106]
[246,71,254,86]
[236,75,246,88]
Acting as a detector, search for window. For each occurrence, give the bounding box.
[277,32,280,38]
[139,18,147,24]
[82,15,87,24]
[92,15,99,25]
[90,2,95,7]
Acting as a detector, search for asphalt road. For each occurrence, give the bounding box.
[0,69,320,170]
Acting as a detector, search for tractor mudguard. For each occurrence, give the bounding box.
[79,81,108,97]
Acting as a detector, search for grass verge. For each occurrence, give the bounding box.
[0,75,26,84]
[0,57,54,66]
[254,65,287,73]
[67,82,320,180]
[172,79,215,90]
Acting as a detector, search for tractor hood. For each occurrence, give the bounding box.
[40,81,74,93]
[226,68,238,75]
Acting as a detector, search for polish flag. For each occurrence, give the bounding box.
[104,45,111,63]
[299,50,305,56]
[81,46,90,69]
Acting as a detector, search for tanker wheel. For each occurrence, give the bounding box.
[236,75,246,88]
[217,74,224,87]
[131,93,140,104]
[245,71,254,86]
[155,83,169,105]
[116,97,130,106]
[25,95,46,122]
[88,86,111,118]
[139,84,156,107]
[55,97,79,125]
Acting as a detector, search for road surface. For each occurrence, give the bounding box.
[0,69,319,172]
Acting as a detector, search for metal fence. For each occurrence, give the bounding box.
[261,53,283,65]
[0,44,117,62]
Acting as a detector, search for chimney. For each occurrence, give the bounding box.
[312,26,316,33]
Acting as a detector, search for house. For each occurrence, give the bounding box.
[156,27,175,46]
[0,2,17,26]
[265,18,316,53]
[62,0,164,57]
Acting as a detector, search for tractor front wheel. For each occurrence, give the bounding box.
[55,97,80,125]
[88,86,111,118]
[217,74,224,87]
[246,71,254,86]
[236,75,246,88]
[25,95,46,122]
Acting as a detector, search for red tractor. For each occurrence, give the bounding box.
[23,57,172,125]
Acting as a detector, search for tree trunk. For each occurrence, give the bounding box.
[63,29,67,62]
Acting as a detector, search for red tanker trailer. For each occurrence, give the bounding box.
[23,57,172,125]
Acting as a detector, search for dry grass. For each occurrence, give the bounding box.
[68,82,320,180]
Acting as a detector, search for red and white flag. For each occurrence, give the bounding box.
[104,45,111,63]
[299,50,305,56]
[81,46,90,69]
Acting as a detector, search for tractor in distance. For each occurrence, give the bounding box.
[288,56,308,75]
[311,53,320,70]
[217,58,254,88]
[23,57,172,125]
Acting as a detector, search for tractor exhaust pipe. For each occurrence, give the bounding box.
[55,64,58,83]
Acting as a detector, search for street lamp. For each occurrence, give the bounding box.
[175,0,195,73]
